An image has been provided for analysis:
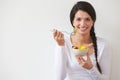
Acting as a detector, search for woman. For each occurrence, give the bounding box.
[53,1,111,80]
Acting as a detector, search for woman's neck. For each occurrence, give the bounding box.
[74,33,92,44]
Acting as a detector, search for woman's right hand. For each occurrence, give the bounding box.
[53,29,65,46]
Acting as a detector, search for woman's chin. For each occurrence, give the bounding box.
[77,32,87,35]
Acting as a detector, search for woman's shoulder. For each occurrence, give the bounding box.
[96,36,109,47]
[97,36,106,43]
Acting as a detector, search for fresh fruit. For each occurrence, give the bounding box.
[72,45,87,50]
[77,45,87,50]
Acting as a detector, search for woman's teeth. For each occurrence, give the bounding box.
[79,27,87,31]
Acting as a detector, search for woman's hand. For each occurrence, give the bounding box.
[53,29,65,46]
[75,53,93,70]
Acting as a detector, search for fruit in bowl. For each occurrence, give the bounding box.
[72,45,89,56]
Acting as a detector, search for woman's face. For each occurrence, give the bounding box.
[73,10,94,35]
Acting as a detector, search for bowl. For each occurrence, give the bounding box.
[72,45,89,56]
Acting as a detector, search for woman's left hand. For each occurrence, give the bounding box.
[75,53,93,70]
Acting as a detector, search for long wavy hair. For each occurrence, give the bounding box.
[70,1,102,73]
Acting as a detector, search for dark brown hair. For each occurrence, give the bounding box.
[70,1,102,73]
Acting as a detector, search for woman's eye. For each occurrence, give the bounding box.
[76,18,81,21]
[86,18,90,21]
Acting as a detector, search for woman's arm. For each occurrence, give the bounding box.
[53,29,68,80]
[54,45,67,80]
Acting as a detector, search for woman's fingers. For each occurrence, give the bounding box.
[55,31,60,40]
[76,55,85,65]
[52,29,65,46]
[58,31,63,40]
[61,33,64,40]
[86,43,93,49]
[53,29,59,40]
[86,52,91,61]
[76,53,93,68]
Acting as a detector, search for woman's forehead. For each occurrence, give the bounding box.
[74,10,91,18]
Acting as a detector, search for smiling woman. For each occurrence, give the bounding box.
[52,1,111,80]
[72,10,94,35]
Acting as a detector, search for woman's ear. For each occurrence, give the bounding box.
[91,21,94,26]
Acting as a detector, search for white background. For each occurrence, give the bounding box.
[0,0,120,80]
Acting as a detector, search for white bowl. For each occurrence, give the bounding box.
[72,48,88,56]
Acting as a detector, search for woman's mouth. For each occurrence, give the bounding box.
[79,27,87,31]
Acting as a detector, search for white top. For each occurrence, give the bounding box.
[54,33,111,80]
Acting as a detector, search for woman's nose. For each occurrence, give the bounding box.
[80,20,86,26]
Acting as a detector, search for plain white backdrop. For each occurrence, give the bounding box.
[0,0,120,80]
